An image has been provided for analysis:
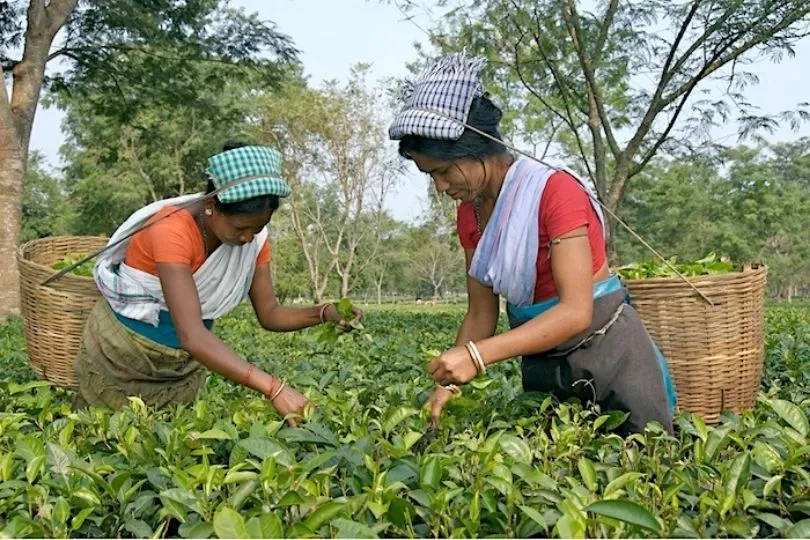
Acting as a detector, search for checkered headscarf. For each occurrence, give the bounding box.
[389,53,487,141]
[206,145,292,203]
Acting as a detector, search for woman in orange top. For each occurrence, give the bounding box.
[74,142,361,423]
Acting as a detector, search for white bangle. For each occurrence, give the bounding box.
[465,341,486,374]
[441,384,462,396]
[269,380,286,401]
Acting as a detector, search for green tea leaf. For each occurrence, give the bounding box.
[419,456,442,489]
[500,434,532,464]
[604,472,644,497]
[555,512,585,539]
[124,519,153,538]
[179,520,214,539]
[725,454,752,496]
[578,457,597,491]
[277,490,305,507]
[763,475,783,498]
[754,512,792,535]
[197,429,232,440]
[213,506,248,539]
[304,501,345,531]
[71,508,95,530]
[53,497,70,525]
[388,497,416,528]
[160,488,204,516]
[586,500,661,534]
[333,518,378,538]
[246,514,282,539]
[237,438,293,466]
[786,519,810,539]
[520,505,547,529]
[46,442,71,476]
[753,442,783,474]
[382,407,419,435]
[228,479,257,509]
[766,398,809,438]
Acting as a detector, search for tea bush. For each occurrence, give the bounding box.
[1,305,809,538]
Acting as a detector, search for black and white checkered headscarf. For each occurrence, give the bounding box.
[389,53,487,141]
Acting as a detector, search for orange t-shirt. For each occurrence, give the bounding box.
[125,206,271,275]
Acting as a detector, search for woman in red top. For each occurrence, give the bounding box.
[388,54,675,434]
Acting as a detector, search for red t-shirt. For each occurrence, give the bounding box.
[457,170,606,302]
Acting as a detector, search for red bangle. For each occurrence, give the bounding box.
[243,364,254,386]
[319,303,330,323]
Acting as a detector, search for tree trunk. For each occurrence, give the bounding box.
[0,149,25,320]
[0,0,78,321]
[375,270,385,305]
[340,272,350,299]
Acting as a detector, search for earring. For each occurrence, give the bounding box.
[205,208,213,216]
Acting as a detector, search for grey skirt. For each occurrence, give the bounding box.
[520,288,673,435]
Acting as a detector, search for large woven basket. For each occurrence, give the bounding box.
[625,265,768,424]
[17,236,108,389]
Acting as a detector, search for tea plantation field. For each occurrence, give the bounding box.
[1,304,809,538]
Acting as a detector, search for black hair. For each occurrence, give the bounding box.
[398,96,507,162]
[207,140,281,215]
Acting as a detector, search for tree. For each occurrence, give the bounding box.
[1,0,75,320]
[21,151,71,243]
[0,0,297,320]
[406,225,465,299]
[57,66,280,235]
[255,66,402,302]
[267,212,312,305]
[613,141,810,300]
[398,0,810,217]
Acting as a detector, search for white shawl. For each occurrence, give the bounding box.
[94,194,267,326]
[468,158,606,306]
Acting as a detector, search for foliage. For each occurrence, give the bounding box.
[50,255,93,278]
[616,253,735,280]
[20,152,72,243]
[614,140,810,299]
[1,304,809,538]
[254,66,403,301]
[399,0,810,213]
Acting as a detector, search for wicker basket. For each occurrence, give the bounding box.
[17,236,108,389]
[625,265,768,424]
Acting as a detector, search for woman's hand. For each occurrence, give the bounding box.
[426,386,456,428]
[427,345,479,386]
[270,385,309,426]
[323,303,364,331]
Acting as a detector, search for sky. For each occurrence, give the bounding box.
[26,0,810,223]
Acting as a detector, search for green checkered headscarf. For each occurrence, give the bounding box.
[206,145,292,203]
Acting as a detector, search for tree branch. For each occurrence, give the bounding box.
[508,0,597,183]
[593,0,619,64]
[45,0,78,36]
[562,0,621,159]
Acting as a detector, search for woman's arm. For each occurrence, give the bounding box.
[248,264,323,331]
[454,249,500,346]
[158,263,308,420]
[476,227,594,365]
[428,227,595,386]
[248,264,362,332]
[426,249,499,424]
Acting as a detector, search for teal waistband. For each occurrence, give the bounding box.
[507,274,623,327]
[115,310,213,349]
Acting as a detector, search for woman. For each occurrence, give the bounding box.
[74,142,361,422]
[389,54,676,435]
